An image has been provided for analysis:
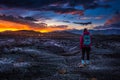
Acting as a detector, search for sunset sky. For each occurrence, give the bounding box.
[0,0,120,32]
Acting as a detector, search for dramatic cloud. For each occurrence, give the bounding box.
[0,14,37,21]
[0,15,68,32]
[0,20,69,32]
[94,11,120,30]
[105,13,120,25]
[0,0,119,31]
[0,0,94,8]
[0,14,42,28]
[41,7,84,16]
[0,0,112,15]
[0,9,31,17]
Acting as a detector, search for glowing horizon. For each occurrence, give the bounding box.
[0,20,68,33]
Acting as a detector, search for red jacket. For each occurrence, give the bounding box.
[80,31,92,49]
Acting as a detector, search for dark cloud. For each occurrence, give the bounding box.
[0,14,47,28]
[0,14,37,22]
[41,7,84,16]
[49,25,68,29]
[84,3,111,9]
[23,16,37,21]
[37,23,47,27]
[0,0,62,9]
[62,20,71,23]
[0,14,68,30]
[0,0,112,15]
[0,9,29,17]
[53,25,68,28]
[73,22,92,25]
[0,0,94,8]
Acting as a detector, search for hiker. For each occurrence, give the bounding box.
[79,28,92,67]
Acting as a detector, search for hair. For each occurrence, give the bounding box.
[83,28,87,32]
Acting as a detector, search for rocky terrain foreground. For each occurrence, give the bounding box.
[0,35,120,80]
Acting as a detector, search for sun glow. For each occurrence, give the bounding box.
[0,20,30,31]
[0,20,67,33]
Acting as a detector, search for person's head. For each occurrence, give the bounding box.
[83,28,88,32]
[83,28,90,35]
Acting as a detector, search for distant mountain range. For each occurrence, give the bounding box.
[0,29,120,37]
[0,30,79,38]
[66,29,120,35]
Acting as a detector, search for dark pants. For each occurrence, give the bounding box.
[82,47,90,60]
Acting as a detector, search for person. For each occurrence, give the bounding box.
[79,28,92,67]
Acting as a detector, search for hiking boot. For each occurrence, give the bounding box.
[79,60,85,68]
[79,64,85,68]
[86,60,90,65]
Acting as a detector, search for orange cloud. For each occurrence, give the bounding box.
[105,14,120,25]
[57,10,84,16]
[0,20,68,33]
[0,20,30,31]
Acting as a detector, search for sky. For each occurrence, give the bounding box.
[0,0,120,32]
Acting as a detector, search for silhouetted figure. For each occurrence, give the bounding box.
[79,28,92,67]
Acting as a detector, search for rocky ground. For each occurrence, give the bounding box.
[0,35,120,80]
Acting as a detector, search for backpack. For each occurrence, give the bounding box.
[83,35,91,46]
